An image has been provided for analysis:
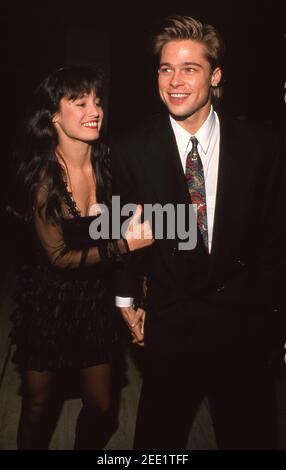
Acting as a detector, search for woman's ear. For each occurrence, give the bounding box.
[52,112,59,124]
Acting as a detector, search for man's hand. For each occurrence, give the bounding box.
[120,306,145,346]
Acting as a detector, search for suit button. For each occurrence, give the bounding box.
[172,247,178,256]
[216,284,225,293]
[236,259,246,267]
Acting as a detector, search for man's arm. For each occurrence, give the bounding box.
[111,138,147,344]
[259,128,286,362]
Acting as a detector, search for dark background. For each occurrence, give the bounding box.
[0,0,285,275]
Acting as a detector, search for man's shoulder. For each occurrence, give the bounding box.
[219,114,284,148]
[111,113,169,148]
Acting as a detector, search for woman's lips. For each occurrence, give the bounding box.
[82,121,99,128]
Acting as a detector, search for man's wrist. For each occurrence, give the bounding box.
[115,296,134,308]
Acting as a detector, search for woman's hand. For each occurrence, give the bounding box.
[125,205,154,252]
[120,305,145,346]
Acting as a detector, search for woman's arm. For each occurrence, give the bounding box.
[34,186,152,269]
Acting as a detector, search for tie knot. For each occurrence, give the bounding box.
[190,136,199,160]
[191,136,198,152]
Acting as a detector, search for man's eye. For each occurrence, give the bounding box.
[76,102,86,107]
[159,67,172,74]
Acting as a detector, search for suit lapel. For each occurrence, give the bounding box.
[209,118,256,276]
[209,118,232,264]
[138,113,188,204]
[140,113,207,252]
[135,114,259,279]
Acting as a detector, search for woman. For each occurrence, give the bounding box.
[10,65,152,449]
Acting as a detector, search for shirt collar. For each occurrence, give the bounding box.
[169,106,216,156]
[195,106,216,155]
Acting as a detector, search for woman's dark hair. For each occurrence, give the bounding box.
[12,65,110,223]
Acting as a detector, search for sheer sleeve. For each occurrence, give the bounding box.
[34,186,129,270]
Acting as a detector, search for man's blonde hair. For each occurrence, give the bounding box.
[153,15,225,100]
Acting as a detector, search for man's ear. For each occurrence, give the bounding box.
[211,67,222,87]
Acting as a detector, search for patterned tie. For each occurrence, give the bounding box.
[185,136,209,251]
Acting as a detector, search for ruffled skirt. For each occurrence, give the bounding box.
[10,263,118,371]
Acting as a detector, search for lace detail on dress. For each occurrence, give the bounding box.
[62,182,81,218]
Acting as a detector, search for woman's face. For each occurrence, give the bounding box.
[52,90,104,143]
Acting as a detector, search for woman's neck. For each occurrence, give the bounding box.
[56,141,92,169]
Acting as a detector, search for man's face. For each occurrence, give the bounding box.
[158,40,221,124]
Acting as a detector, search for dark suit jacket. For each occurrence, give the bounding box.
[112,112,286,354]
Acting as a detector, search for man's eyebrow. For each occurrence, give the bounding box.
[183,62,203,68]
[159,62,203,68]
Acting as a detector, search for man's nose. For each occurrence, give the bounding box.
[170,70,184,87]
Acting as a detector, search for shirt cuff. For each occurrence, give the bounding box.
[115,296,134,308]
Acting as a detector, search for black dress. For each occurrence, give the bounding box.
[10,186,124,372]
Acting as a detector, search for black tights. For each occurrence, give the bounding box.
[17,364,115,450]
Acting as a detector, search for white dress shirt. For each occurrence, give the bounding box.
[170,106,220,253]
[116,106,220,307]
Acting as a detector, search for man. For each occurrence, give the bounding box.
[112,15,285,449]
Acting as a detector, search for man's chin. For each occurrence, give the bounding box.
[169,111,193,122]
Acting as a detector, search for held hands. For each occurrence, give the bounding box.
[125,205,154,252]
[120,306,145,346]
[120,205,149,345]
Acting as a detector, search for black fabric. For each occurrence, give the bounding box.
[112,112,286,449]
[112,113,286,330]
[10,185,119,372]
[134,341,275,450]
